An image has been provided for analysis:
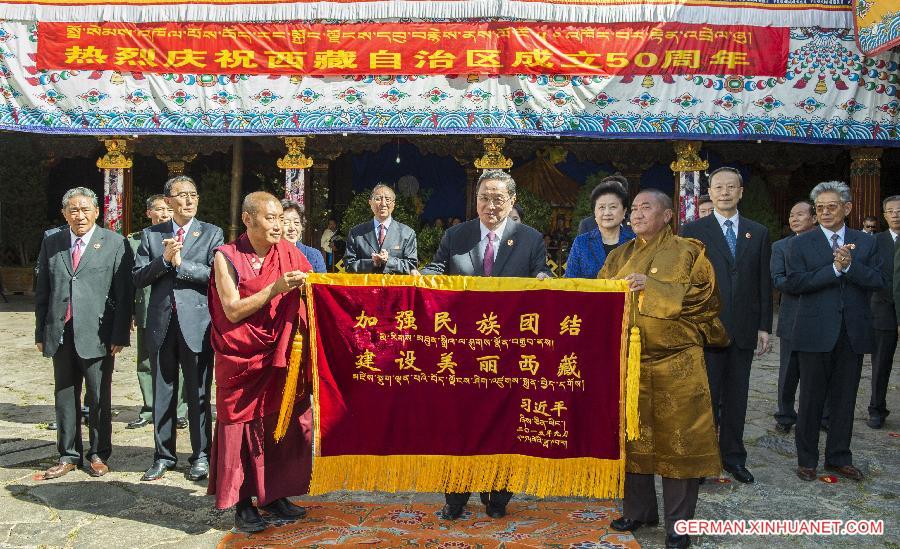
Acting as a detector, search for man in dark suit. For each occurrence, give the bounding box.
[133,175,224,482]
[771,201,817,433]
[785,181,883,481]
[681,167,773,484]
[422,169,550,520]
[126,195,187,430]
[869,195,900,429]
[343,184,418,274]
[35,187,133,479]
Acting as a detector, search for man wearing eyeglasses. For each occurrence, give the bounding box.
[868,195,900,430]
[422,169,551,521]
[785,181,883,482]
[133,175,225,483]
[680,167,773,485]
[344,183,418,274]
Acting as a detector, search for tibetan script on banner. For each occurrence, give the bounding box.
[37,21,790,76]
[306,274,631,498]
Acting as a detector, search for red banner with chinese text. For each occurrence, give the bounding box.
[306,274,632,498]
[37,21,789,77]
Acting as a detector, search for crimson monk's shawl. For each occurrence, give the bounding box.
[209,234,311,424]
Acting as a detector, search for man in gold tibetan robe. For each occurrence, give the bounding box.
[600,189,727,549]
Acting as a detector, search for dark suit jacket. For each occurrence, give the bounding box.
[132,219,224,354]
[35,226,133,359]
[421,218,550,277]
[784,227,883,354]
[343,219,418,274]
[871,230,897,330]
[128,232,151,328]
[681,213,773,350]
[771,235,798,339]
[577,216,595,235]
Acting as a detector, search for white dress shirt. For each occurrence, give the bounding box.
[712,210,740,237]
[479,218,509,263]
[69,224,97,251]
[890,229,899,243]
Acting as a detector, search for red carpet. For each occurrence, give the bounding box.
[218,500,641,548]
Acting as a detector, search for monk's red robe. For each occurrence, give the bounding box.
[207,234,313,509]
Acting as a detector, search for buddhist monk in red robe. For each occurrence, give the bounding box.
[207,191,313,533]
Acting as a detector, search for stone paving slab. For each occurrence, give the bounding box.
[0,296,896,548]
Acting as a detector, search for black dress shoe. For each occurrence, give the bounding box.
[186,459,209,481]
[141,460,169,481]
[440,504,464,520]
[479,492,490,505]
[176,417,188,429]
[235,503,268,533]
[610,517,659,532]
[126,417,151,429]
[867,416,884,429]
[666,533,691,548]
[261,498,307,519]
[775,422,792,434]
[820,422,829,431]
[485,504,506,519]
[724,465,754,484]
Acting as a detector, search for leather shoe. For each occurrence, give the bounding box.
[235,503,268,534]
[774,422,792,434]
[176,417,188,430]
[724,465,754,484]
[825,463,864,481]
[141,461,169,481]
[126,417,151,429]
[261,498,307,519]
[440,504,464,520]
[820,422,829,431]
[867,416,884,429]
[186,459,208,481]
[46,421,57,431]
[42,462,77,480]
[666,533,691,548]
[796,467,817,481]
[485,504,507,519]
[610,517,659,532]
[86,456,109,477]
[479,492,490,506]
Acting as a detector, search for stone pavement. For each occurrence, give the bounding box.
[0,295,896,548]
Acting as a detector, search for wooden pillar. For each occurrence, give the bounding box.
[228,137,244,242]
[671,141,708,231]
[850,148,882,229]
[309,161,332,250]
[96,136,133,235]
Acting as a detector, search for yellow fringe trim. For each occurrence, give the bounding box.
[305,272,629,294]
[625,326,642,441]
[309,454,625,499]
[274,322,304,443]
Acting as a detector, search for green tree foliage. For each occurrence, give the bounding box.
[572,170,612,233]
[195,169,233,232]
[740,175,780,240]
[416,225,443,266]
[0,137,48,265]
[514,187,552,235]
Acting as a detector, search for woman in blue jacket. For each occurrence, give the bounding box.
[565,181,635,278]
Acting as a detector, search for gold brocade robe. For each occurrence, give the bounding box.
[599,227,728,478]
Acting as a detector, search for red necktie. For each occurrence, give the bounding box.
[176,227,185,244]
[483,231,495,277]
[377,224,386,248]
[65,238,83,323]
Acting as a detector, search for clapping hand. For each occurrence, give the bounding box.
[371,249,389,267]
[162,238,183,267]
[833,243,853,272]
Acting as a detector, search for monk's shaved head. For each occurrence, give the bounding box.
[637,189,674,212]
[242,192,280,217]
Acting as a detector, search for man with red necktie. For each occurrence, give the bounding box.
[343,183,418,274]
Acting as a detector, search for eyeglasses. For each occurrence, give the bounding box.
[814,202,843,213]
[884,209,900,215]
[709,184,740,192]
[170,192,199,200]
[477,194,513,207]
[371,196,395,204]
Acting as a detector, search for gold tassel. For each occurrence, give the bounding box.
[625,326,641,441]
[309,454,625,499]
[274,325,304,442]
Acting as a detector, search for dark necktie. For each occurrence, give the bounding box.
[65,238,83,323]
[483,231,496,277]
[173,228,184,312]
[724,219,737,257]
[831,233,840,251]
[377,224,386,249]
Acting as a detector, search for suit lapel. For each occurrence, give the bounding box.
[179,219,202,259]
[74,226,104,274]
[467,222,485,276]
[491,220,517,276]
[383,221,400,254]
[366,221,381,254]
[703,215,735,267]
[734,216,751,263]
[57,230,74,276]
